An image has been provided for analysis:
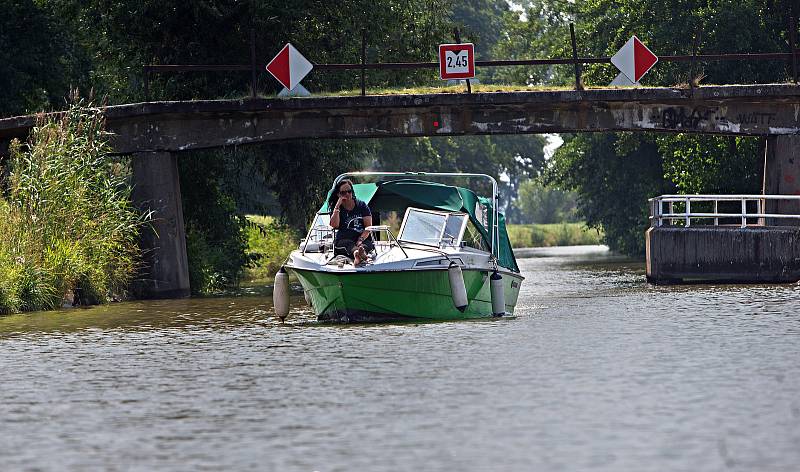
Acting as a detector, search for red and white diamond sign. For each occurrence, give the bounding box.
[266,43,313,90]
[610,36,658,83]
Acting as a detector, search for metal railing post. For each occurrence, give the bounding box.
[669,201,674,226]
[790,16,798,84]
[757,199,762,226]
[250,28,257,99]
[570,23,583,91]
[741,198,747,228]
[453,28,471,94]
[650,198,659,227]
[657,198,663,227]
[143,66,150,101]
[685,197,691,227]
[714,200,719,226]
[361,29,367,96]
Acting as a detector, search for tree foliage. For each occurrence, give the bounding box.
[515,178,578,224]
[546,133,674,254]
[47,0,456,101]
[0,0,89,116]
[370,134,547,215]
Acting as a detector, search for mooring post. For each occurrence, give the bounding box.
[130,151,191,299]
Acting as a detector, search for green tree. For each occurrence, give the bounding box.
[0,0,90,116]
[452,0,510,57]
[51,0,456,101]
[179,152,249,294]
[515,178,578,224]
[658,135,764,194]
[486,1,573,85]
[546,133,674,255]
[370,134,547,214]
[252,140,370,231]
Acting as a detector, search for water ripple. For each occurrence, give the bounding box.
[2,251,800,471]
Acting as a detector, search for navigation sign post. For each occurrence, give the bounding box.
[439,43,475,80]
[266,43,314,95]
[610,36,658,85]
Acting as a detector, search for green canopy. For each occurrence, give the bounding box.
[321,179,519,273]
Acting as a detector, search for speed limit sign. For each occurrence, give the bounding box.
[439,43,475,80]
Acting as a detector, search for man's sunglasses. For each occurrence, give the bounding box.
[339,189,353,194]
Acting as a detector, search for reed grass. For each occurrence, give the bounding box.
[0,103,148,314]
[507,223,603,249]
[242,215,300,283]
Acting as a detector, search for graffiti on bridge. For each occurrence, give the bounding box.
[735,112,776,125]
[653,106,777,130]
[658,107,715,129]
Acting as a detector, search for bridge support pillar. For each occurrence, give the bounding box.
[130,151,190,298]
[763,135,800,225]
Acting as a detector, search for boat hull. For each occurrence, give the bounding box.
[289,267,523,322]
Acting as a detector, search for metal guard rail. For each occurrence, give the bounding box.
[649,194,800,228]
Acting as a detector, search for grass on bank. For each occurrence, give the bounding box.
[266,82,692,99]
[0,103,146,315]
[506,223,603,249]
[329,84,575,96]
[243,215,300,283]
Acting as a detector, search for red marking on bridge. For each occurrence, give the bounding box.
[784,174,796,184]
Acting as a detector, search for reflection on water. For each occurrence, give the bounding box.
[2,247,800,471]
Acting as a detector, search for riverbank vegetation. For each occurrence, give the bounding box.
[0,104,146,314]
[507,224,603,249]
[243,216,300,284]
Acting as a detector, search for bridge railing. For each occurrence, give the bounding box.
[142,17,800,100]
[649,195,800,228]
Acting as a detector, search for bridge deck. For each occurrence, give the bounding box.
[1,84,799,155]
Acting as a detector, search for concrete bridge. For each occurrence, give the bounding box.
[2,84,799,296]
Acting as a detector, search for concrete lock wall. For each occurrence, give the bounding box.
[647,135,800,284]
[130,151,190,298]
[646,226,800,284]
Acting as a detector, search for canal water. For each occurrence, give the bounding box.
[2,246,799,471]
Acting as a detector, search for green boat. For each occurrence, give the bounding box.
[274,172,524,322]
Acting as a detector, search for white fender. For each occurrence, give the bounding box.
[273,267,290,322]
[448,262,468,312]
[490,271,505,316]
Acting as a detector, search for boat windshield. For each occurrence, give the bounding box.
[398,208,468,247]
